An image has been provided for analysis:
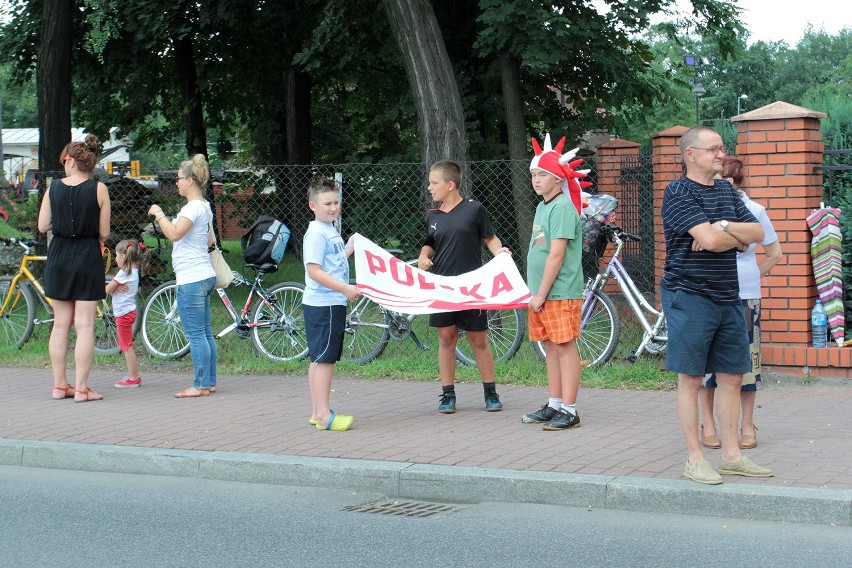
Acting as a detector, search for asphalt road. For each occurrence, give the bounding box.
[1,465,850,568]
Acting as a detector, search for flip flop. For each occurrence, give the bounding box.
[309,418,317,425]
[175,388,209,398]
[74,388,103,402]
[316,410,354,431]
[52,385,75,400]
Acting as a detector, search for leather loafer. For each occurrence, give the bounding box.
[739,425,758,449]
[701,424,721,449]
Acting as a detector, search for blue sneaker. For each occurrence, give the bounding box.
[438,393,456,414]
[484,392,503,412]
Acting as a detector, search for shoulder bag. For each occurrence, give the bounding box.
[207,213,234,289]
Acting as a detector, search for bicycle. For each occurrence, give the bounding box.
[0,236,136,354]
[534,224,667,367]
[140,262,308,362]
[341,256,526,364]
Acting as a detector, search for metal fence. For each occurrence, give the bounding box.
[200,157,661,364]
[10,158,663,365]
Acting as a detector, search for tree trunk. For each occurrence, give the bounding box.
[381,0,469,181]
[501,51,535,260]
[173,35,207,158]
[286,67,312,165]
[37,0,73,174]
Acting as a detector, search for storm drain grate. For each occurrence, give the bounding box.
[343,499,461,518]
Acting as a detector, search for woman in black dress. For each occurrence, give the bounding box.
[37,134,111,402]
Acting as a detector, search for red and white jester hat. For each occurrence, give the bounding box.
[529,133,592,215]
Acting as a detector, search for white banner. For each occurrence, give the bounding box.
[353,234,531,314]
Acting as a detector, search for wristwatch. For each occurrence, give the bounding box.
[720,220,729,232]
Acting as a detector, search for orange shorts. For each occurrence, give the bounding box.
[528,299,582,344]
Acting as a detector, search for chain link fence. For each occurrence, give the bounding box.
[9,157,662,366]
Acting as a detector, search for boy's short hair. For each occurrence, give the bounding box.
[430,160,462,189]
[308,176,338,202]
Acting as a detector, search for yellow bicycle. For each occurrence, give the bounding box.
[0,237,133,353]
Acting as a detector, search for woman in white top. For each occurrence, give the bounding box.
[700,156,783,450]
[148,154,218,398]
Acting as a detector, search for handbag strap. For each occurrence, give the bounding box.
[206,210,218,251]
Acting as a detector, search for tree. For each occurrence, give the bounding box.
[37,0,74,173]
[381,0,470,168]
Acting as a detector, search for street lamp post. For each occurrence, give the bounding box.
[737,93,748,115]
[693,82,706,126]
[684,56,710,126]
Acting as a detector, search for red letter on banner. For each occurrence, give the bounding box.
[459,283,485,300]
[417,273,435,290]
[491,273,513,296]
[366,251,386,275]
[389,257,414,286]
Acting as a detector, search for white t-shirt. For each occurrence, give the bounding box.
[302,220,348,306]
[112,267,139,317]
[736,192,778,300]
[171,200,216,286]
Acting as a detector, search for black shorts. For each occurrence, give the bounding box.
[429,309,488,331]
[304,304,346,363]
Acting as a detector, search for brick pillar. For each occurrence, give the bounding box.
[733,102,849,377]
[651,126,688,300]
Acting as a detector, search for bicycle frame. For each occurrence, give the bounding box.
[0,251,52,323]
[214,276,278,338]
[591,234,667,359]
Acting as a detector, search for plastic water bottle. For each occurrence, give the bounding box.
[811,299,828,348]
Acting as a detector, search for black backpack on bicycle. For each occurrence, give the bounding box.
[241,215,290,267]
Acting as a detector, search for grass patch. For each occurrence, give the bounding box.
[1,240,676,391]
[1,319,675,392]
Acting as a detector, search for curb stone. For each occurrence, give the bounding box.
[2,439,849,526]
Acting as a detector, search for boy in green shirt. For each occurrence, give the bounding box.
[522,134,587,430]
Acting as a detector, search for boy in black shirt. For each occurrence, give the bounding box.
[418,160,510,414]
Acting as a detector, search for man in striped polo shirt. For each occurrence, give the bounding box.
[661,126,773,485]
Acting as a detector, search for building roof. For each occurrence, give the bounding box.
[2,127,107,145]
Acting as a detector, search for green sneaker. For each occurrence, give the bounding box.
[718,456,773,478]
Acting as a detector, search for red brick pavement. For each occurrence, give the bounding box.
[2,367,850,490]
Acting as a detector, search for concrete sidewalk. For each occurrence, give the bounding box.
[1,366,850,525]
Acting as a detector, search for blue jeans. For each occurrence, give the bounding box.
[177,277,217,389]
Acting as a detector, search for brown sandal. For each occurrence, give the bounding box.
[74,388,103,402]
[52,385,75,400]
[701,424,721,449]
[175,387,209,398]
[739,425,758,449]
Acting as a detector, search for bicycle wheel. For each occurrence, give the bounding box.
[341,293,390,364]
[251,282,308,362]
[141,281,190,358]
[534,290,620,368]
[93,289,144,356]
[455,308,525,365]
[0,276,36,349]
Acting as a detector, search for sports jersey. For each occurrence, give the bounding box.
[423,198,494,276]
[661,177,757,304]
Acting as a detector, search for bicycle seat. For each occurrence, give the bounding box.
[244,261,279,274]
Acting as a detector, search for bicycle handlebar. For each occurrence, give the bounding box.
[601,224,642,243]
[0,236,45,249]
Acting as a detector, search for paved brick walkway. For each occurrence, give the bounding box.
[2,367,850,490]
